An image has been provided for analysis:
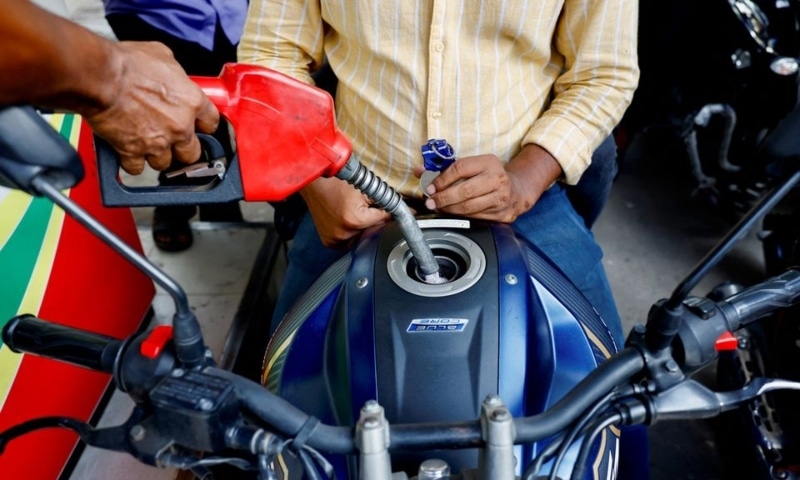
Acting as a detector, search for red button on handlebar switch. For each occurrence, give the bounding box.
[140,325,174,359]
[714,331,739,352]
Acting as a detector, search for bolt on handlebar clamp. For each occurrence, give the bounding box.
[477,394,516,480]
[356,400,394,480]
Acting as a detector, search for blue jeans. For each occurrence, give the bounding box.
[567,134,619,229]
[272,183,623,345]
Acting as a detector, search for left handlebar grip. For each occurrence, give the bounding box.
[2,315,123,374]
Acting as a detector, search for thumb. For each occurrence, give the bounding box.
[366,205,393,222]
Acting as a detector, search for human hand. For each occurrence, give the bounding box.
[422,144,562,223]
[81,41,219,175]
[300,176,392,249]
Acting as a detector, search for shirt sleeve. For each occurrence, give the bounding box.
[237,0,326,85]
[522,0,640,185]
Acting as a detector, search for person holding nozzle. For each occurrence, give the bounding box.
[0,0,219,176]
[100,0,250,252]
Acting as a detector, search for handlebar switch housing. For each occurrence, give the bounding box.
[144,370,240,453]
[682,296,717,319]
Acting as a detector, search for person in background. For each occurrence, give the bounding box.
[0,0,218,174]
[101,0,250,252]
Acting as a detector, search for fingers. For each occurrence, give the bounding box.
[361,203,393,224]
[430,190,519,223]
[145,148,173,171]
[172,134,202,165]
[431,157,481,191]
[423,154,523,222]
[119,154,145,175]
[195,96,220,134]
[427,174,495,210]
[87,41,222,175]
[428,186,497,215]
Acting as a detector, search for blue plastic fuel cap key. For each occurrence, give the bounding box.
[420,139,456,197]
[421,138,456,171]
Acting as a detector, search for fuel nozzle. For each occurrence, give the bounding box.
[335,156,443,284]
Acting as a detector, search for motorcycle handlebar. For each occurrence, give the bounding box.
[2,314,124,374]
[0,317,645,452]
[2,271,799,459]
[207,348,643,453]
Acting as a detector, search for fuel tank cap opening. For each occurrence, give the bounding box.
[408,248,464,283]
[387,231,486,297]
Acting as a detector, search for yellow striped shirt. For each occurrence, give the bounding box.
[239,0,639,197]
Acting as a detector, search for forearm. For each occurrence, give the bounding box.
[0,0,120,115]
[506,144,563,206]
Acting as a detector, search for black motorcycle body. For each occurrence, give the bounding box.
[620,0,800,211]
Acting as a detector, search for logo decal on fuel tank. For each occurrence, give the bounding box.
[407,318,469,332]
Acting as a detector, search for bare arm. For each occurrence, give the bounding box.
[0,0,219,174]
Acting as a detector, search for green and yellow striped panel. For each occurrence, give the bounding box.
[0,113,78,410]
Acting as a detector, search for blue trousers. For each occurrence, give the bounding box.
[567,134,619,229]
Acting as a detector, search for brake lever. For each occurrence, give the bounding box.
[715,377,800,411]
[646,377,800,423]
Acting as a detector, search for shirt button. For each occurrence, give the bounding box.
[434,43,444,52]
[431,111,442,119]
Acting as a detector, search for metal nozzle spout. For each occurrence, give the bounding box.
[336,156,443,283]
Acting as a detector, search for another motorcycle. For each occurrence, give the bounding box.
[618,0,800,212]
[1,65,800,480]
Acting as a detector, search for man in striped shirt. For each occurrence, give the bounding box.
[241,1,639,349]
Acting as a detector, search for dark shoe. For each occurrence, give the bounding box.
[152,206,195,252]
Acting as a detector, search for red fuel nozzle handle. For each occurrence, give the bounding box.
[192,63,353,202]
[96,63,351,207]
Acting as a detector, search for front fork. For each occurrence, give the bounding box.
[355,396,517,480]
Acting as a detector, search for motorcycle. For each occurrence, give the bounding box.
[1,64,800,480]
[618,0,800,212]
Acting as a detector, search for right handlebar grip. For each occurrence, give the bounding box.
[2,315,123,374]
[721,269,800,329]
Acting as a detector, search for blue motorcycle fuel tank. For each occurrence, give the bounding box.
[263,216,619,478]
